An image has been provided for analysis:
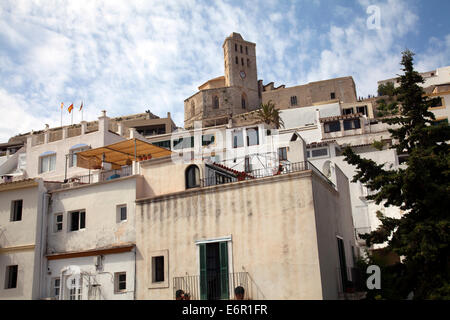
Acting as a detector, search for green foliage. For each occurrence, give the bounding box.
[372,140,386,151]
[378,81,396,97]
[343,50,450,299]
[256,100,284,129]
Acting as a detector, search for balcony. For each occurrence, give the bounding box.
[201,161,335,189]
[62,165,133,187]
[173,272,250,300]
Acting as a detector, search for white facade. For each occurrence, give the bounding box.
[43,175,142,300]
[25,113,125,182]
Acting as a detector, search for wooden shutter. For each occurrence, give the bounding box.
[219,242,229,299]
[199,243,207,300]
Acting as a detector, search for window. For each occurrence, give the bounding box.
[173,136,194,150]
[54,213,63,232]
[330,92,336,99]
[311,148,328,158]
[356,105,368,116]
[306,150,310,158]
[235,44,237,51]
[114,272,126,293]
[70,210,86,231]
[213,96,219,109]
[241,58,244,66]
[432,97,443,108]
[247,58,250,67]
[245,46,248,55]
[152,256,164,282]
[290,96,298,106]
[343,119,361,130]
[246,127,259,146]
[53,278,60,298]
[324,121,341,133]
[68,278,82,300]
[343,108,354,115]
[244,157,251,173]
[5,265,18,289]
[202,134,215,146]
[235,56,238,64]
[69,145,89,167]
[10,200,23,221]
[232,130,244,148]
[241,94,247,109]
[337,237,348,292]
[39,153,56,173]
[185,165,200,189]
[151,140,171,150]
[117,205,127,222]
[278,147,287,161]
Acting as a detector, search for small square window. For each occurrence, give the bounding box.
[5,265,18,289]
[54,213,63,232]
[53,278,60,298]
[152,256,164,283]
[278,147,288,161]
[330,92,336,99]
[10,200,23,221]
[115,272,126,293]
[117,205,127,222]
[70,210,86,231]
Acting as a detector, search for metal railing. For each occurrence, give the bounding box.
[173,272,250,300]
[65,166,133,186]
[201,161,335,188]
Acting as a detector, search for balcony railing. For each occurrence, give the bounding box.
[173,272,250,300]
[201,161,335,188]
[64,165,133,187]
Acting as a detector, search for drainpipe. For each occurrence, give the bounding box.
[38,189,50,299]
[134,247,137,300]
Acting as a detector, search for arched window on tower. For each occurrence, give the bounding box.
[213,96,219,109]
[235,56,238,64]
[240,45,243,53]
[241,93,247,109]
[241,58,244,66]
[185,165,200,189]
[191,101,195,117]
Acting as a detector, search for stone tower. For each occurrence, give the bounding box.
[223,33,258,93]
[184,33,261,129]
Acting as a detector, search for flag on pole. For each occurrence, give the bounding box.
[61,102,64,109]
[79,101,83,111]
[68,103,74,113]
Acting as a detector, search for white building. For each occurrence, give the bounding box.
[43,174,145,300]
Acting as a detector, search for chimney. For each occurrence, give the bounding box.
[98,110,109,134]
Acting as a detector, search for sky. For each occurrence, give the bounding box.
[0,0,449,142]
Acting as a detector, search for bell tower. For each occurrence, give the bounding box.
[223,33,258,93]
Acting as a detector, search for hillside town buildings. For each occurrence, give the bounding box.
[0,32,448,300]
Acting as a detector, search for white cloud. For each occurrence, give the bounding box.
[0,0,448,143]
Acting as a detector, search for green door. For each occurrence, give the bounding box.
[199,241,229,300]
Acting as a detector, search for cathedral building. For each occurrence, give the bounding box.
[184,32,358,130]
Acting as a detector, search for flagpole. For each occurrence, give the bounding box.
[71,109,73,125]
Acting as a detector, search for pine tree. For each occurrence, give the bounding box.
[343,50,450,299]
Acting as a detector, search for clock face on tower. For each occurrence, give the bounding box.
[240,71,246,79]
